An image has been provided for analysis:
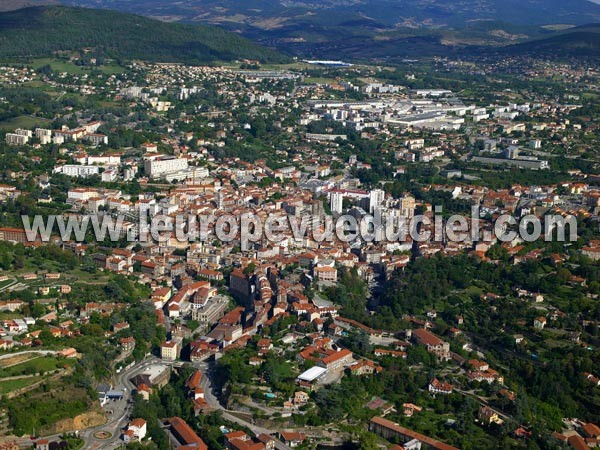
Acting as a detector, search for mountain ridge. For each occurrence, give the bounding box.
[54,0,600,60]
[0,5,287,63]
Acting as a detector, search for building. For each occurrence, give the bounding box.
[161,340,180,361]
[279,432,306,448]
[479,406,503,425]
[191,296,229,327]
[33,440,49,450]
[0,227,39,244]
[534,317,547,330]
[120,336,136,352]
[54,165,100,178]
[144,157,188,178]
[123,418,147,443]
[85,133,109,146]
[225,431,266,450]
[412,329,450,361]
[319,348,353,371]
[165,417,208,450]
[428,378,453,395]
[313,266,338,283]
[369,189,385,213]
[330,190,344,215]
[5,133,29,146]
[370,416,459,450]
[472,156,549,170]
[35,128,52,144]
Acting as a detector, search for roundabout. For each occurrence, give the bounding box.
[92,430,112,440]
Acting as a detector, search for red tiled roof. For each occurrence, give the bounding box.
[370,417,458,450]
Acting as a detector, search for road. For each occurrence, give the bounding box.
[197,360,293,450]
[77,356,163,449]
[11,356,295,449]
[0,350,57,361]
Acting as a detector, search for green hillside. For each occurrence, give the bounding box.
[504,25,600,58]
[0,6,288,63]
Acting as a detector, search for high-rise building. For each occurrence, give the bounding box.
[330,191,344,215]
[369,189,385,213]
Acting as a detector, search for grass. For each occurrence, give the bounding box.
[0,311,22,320]
[0,377,38,394]
[0,278,15,289]
[30,57,125,76]
[0,356,71,378]
[304,77,335,84]
[6,374,95,435]
[0,115,51,131]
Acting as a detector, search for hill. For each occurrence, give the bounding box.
[0,1,56,12]
[0,6,287,63]
[61,0,600,28]
[503,24,600,58]
[57,0,600,60]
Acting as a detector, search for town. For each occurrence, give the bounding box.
[0,47,598,450]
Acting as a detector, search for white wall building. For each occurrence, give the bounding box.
[144,157,188,178]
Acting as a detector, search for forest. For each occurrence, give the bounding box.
[0,6,287,64]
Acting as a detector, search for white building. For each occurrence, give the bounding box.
[123,418,147,443]
[5,133,28,146]
[35,128,53,145]
[87,154,121,166]
[330,191,344,215]
[369,189,385,213]
[54,165,100,178]
[102,170,117,182]
[144,157,188,178]
[67,188,100,203]
[85,133,109,146]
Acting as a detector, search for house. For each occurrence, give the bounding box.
[165,417,208,450]
[113,321,130,333]
[412,328,451,361]
[403,403,422,417]
[320,348,353,371]
[120,336,136,352]
[467,368,503,385]
[34,440,49,450]
[581,422,600,439]
[161,340,180,361]
[479,406,503,425]
[279,431,306,448]
[225,431,265,450]
[137,383,152,400]
[374,348,407,359]
[513,334,525,344]
[186,370,203,395]
[428,378,453,395]
[2,338,21,349]
[313,266,337,283]
[123,418,147,443]
[257,434,275,450]
[468,360,489,372]
[58,347,78,358]
[370,416,459,450]
[293,391,309,406]
[257,338,273,353]
[534,317,547,330]
[349,359,382,375]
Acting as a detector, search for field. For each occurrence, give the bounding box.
[30,57,125,75]
[0,356,71,378]
[0,278,15,289]
[0,377,38,394]
[0,115,51,131]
